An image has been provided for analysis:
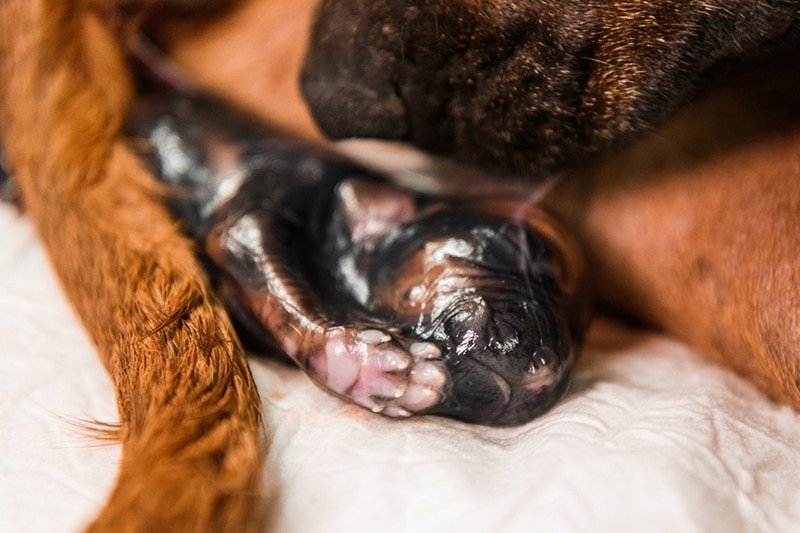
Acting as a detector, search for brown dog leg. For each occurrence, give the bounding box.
[549,50,800,409]
[0,2,264,531]
[154,0,323,139]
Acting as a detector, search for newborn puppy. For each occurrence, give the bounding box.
[132,89,586,426]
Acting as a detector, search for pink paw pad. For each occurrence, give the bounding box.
[318,328,448,417]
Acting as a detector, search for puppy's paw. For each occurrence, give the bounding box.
[307,327,448,417]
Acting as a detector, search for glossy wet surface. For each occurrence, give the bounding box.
[129,89,583,426]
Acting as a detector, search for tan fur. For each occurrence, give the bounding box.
[156,0,322,139]
[548,50,800,409]
[0,1,265,531]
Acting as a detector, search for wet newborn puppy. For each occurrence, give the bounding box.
[132,89,586,426]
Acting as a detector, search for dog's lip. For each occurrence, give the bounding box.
[301,79,410,140]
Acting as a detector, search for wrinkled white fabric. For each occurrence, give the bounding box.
[2,200,799,533]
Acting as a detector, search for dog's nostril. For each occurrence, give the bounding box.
[301,79,409,141]
[528,346,557,374]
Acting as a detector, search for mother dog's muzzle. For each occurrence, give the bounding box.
[301,0,799,179]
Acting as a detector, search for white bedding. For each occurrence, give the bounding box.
[2,198,800,533]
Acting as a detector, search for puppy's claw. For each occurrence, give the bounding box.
[410,341,442,360]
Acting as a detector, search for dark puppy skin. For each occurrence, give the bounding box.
[130,89,585,426]
[302,0,799,178]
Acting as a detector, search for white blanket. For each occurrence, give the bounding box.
[2,200,800,532]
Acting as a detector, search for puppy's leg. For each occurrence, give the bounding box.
[0,2,264,531]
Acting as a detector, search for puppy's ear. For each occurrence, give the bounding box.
[302,0,798,180]
[334,178,419,245]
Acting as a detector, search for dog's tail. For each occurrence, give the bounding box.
[0,2,265,531]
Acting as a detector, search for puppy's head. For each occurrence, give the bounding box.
[302,0,797,179]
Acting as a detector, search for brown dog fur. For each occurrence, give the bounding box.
[548,48,800,410]
[1,0,799,531]
[0,1,265,531]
